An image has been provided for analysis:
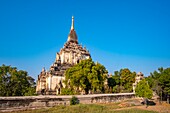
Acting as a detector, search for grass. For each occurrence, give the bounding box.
[112,109,158,113]
[10,103,158,113]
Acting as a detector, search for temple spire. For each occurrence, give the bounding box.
[67,16,78,44]
[71,16,74,30]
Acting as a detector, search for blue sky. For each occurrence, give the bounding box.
[0,0,170,79]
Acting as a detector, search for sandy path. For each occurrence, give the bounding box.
[113,103,170,113]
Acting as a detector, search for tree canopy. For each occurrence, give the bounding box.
[135,79,153,99]
[0,64,36,96]
[111,69,136,93]
[63,59,108,94]
[146,67,170,101]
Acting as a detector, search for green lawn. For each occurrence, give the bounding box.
[10,104,158,113]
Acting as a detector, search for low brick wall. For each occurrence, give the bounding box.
[0,93,135,112]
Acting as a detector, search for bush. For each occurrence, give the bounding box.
[70,96,79,105]
[60,88,75,95]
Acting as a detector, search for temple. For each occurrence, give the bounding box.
[36,16,91,95]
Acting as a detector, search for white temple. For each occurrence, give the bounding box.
[36,16,91,95]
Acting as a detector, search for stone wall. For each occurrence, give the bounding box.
[0,93,135,112]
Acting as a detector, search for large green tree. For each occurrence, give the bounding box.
[135,79,153,99]
[107,75,116,93]
[147,67,170,102]
[0,64,36,96]
[63,59,108,94]
[120,69,136,92]
[112,69,136,93]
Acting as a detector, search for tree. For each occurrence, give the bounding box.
[0,64,36,96]
[107,75,116,93]
[64,59,108,94]
[135,79,153,99]
[112,69,136,93]
[112,71,121,93]
[119,68,136,92]
[146,67,170,103]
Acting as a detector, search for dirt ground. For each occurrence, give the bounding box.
[115,102,170,113]
[136,102,170,113]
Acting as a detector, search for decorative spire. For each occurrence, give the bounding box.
[42,67,45,72]
[67,16,78,44]
[71,16,74,30]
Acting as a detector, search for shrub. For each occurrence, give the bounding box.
[60,88,75,95]
[70,96,79,105]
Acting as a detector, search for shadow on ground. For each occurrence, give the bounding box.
[141,100,156,106]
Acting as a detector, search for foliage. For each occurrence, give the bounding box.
[119,69,136,92]
[112,69,136,93]
[112,85,119,93]
[70,96,79,105]
[60,88,75,95]
[64,60,136,94]
[0,64,36,96]
[24,87,36,96]
[107,75,116,93]
[146,67,170,101]
[135,79,153,99]
[64,59,108,94]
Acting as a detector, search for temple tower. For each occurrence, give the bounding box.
[36,16,91,95]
